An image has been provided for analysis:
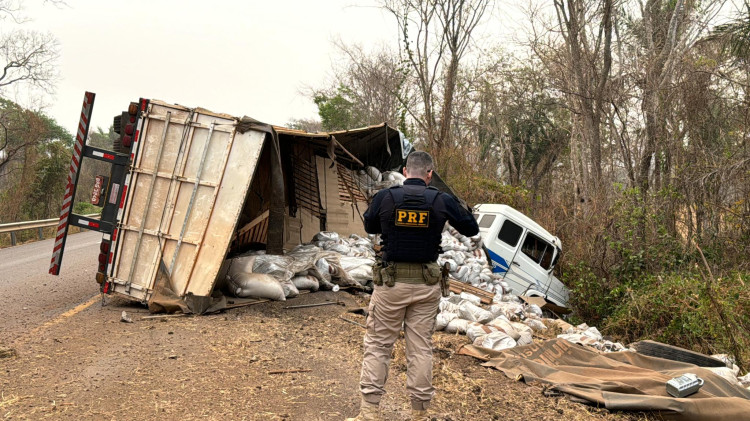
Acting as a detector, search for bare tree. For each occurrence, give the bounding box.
[552,0,613,193]
[331,41,408,128]
[307,42,408,131]
[633,0,727,194]
[0,30,59,93]
[381,0,491,173]
[0,0,62,96]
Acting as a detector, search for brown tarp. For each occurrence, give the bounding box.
[458,339,750,420]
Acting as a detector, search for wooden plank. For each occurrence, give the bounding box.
[448,279,494,304]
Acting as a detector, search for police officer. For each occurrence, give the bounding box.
[347,151,479,421]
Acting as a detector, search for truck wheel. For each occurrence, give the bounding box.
[631,340,726,367]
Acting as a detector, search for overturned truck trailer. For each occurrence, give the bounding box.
[49,93,452,311]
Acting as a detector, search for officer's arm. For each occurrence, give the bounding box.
[363,190,388,234]
[441,194,479,236]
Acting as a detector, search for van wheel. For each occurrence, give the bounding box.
[631,340,726,367]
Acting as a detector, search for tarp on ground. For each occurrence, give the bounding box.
[458,338,750,421]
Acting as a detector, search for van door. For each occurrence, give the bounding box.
[483,216,523,276]
[508,230,556,296]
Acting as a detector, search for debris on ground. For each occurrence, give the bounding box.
[120,311,133,323]
[0,347,16,359]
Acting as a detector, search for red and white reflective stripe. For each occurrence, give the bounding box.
[116,174,130,222]
[92,150,115,161]
[78,218,100,229]
[49,92,95,275]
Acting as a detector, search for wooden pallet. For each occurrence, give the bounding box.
[448,279,494,304]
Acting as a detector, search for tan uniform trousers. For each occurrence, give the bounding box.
[359,281,442,410]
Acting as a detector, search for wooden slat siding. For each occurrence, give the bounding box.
[337,163,367,203]
[292,149,323,218]
[231,210,270,253]
[230,217,268,252]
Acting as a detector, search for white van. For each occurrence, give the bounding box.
[473,204,569,308]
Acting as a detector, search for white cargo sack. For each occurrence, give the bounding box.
[526,304,543,318]
[292,275,319,291]
[444,318,470,334]
[280,279,299,298]
[487,317,520,340]
[439,299,460,314]
[227,254,258,278]
[458,301,494,324]
[339,256,375,285]
[252,255,295,281]
[312,232,340,242]
[227,273,286,301]
[435,312,458,331]
[490,302,525,321]
[467,323,499,342]
[523,318,547,332]
[516,331,533,346]
[459,292,482,305]
[477,331,517,351]
[510,321,534,337]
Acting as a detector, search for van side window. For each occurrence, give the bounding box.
[478,214,496,228]
[522,232,553,269]
[497,220,522,247]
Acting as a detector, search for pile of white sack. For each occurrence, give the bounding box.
[436,291,627,353]
[356,166,503,296]
[356,169,506,297]
[706,354,750,390]
[221,232,377,301]
[437,226,507,296]
[355,166,406,198]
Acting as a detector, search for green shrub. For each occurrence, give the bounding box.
[604,271,750,370]
[73,202,102,215]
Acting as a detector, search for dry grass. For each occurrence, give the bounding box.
[1,292,659,420]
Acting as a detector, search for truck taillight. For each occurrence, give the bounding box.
[114,102,140,154]
[98,253,107,264]
[98,263,106,272]
[96,272,106,285]
[100,241,110,253]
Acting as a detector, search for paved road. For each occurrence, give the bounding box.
[0,230,101,342]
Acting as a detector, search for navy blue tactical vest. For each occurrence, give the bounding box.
[382,184,444,262]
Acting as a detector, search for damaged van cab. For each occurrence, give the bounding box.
[473,204,569,308]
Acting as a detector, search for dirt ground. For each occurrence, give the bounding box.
[1,290,658,421]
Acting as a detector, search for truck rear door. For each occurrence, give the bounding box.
[108,100,265,302]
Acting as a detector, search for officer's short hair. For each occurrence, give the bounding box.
[405,151,434,177]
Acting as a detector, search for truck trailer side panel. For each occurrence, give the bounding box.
[110,101,265,302]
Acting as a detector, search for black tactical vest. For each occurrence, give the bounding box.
[382,184,444,262]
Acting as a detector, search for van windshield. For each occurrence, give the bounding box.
[521,232,555,270]
[478,214,496,228]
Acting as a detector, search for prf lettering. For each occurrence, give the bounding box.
[395,210,429,227]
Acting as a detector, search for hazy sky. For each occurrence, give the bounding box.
[20,0,396,136]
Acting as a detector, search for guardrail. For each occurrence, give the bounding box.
[0,214,100,246]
